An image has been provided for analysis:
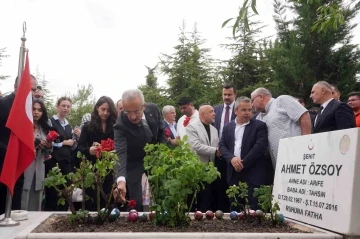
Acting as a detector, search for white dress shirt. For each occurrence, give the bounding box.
[233,119,250,159]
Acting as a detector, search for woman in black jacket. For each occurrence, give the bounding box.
[77,96,117,211]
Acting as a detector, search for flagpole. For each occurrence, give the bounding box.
[0,21,27,227]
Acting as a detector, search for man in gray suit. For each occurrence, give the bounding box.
[186,104,220,211]
[113,89,166,211]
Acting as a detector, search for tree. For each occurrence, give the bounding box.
[220,15,276,96]
[160,22,221,108]
[266,0,360,103]
[0,48,9,81]
[138,64,169,108]
[34,66,54,111]
[222,0,359,34]
[66,84,96,127]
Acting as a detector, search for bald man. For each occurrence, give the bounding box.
[310,81,355,133]
[186,104,220,211]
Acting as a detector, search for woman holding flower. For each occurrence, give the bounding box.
[21,99,52,211]
[77,96,117,211]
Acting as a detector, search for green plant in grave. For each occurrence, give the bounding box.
[226,182,251,219]
[144,137,220,227]
[44,166,78,215]
[253,185,281,225]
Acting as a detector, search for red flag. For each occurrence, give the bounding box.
[0,53,35,195]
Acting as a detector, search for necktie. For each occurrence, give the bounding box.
[315,106,324,125]
[224,105,230,124]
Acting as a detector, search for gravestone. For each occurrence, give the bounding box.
[273,128,360,236]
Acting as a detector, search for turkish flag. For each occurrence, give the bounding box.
[0,53,35,195]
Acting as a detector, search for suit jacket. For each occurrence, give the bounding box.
[213,103,236,136]
[219,119,270,186]
[114,103,167,183]
[162,120,177,139]
[313,99,356,134]
[0,93,15,172]
[186,120,219,164]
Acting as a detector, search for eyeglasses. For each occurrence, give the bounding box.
[124,105,144,116]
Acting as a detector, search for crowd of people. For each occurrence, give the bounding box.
[0,76,358,214]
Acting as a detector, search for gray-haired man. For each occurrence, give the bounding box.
[251,88,312,169]
[113,89,167,211]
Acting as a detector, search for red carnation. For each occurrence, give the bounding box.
[46,130,59,142]
[128,199,137,209]
[183,116,191,127]
[165,128,171,138]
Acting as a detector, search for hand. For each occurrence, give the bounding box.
[89,146,98,155]
[40,140,52,149]
[216,147,221,157]
[73,128,81,138]
[231,157,244,172]
[113,181,126,203]
[63,139,74,146]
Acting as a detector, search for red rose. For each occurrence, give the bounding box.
[165,128,171,138]
[128,199,137,209]
[183,116,191,127]
[46,130,59,142]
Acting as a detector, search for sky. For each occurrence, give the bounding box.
[0,0,359,103]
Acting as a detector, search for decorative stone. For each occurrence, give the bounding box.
[129,209,138,215]
[194,211,203,221]
[139,213,148,222]
[205,210,214,220]
[149,211,155,221]
[238,211,245,220]
[108,212,117,222]
[256,209,264,218]
[249,210,257,218]
[111,208,120,218]
[230,211,238,221]
[215,210,224,220]
[276,213,285,223]
[128,212,138,222]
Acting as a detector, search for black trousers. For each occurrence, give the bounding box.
[127,180,143,212]
[0,175,23,215]
[214,157,230,212]
[44,158,72,211]
[197,181,216,212]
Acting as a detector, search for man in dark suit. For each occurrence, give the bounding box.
[162,105,178,146]
[213,83,236,212]
[310,81,355,134]
[113,89,166,211]
[0,75,37,215]
[219,96,269,210]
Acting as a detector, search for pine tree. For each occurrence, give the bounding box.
[160,22,221,107]
[267,0,360,103]
[138,64,169,108]
[34,66,54,110]
[67,84,96,127]
[221,15,276,96]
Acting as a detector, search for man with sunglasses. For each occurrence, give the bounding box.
[113,89,166,211]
